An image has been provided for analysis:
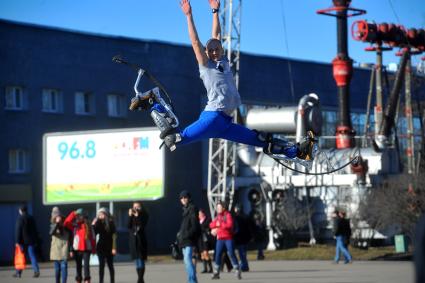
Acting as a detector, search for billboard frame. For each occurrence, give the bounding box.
[42,127,165,205]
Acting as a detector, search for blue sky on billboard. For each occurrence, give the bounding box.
[1,0,424,68]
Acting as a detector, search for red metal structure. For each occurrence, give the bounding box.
[317,0,366,149]
[352,20,425,51]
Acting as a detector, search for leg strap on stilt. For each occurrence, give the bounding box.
[150,107,174,139]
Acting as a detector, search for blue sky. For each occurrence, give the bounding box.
[1,0,424,67]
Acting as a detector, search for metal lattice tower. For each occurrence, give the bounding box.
[207,0,242,218]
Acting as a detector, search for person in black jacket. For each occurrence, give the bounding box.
[128,202,149,283]
[178,190,201,283]
[233,204,252,272]
[14,205,40,278]
[198,208,213,273]
[92,207,116,283]
[333,210,352,264]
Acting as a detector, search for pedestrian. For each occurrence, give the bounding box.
[92,207,116,283]
[210,201,241,280]
[333,209,352,264]
[13,204,40,278]
[250,211,266,260]
[64,208,95,283]
[415,213,425,283]
[128,202,149,283]
[177,190,201,283]
[49,206,71,283]
[233,204,252,272]
[49,207,71,283]
[198,208,213,273]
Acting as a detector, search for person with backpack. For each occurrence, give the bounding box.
[209,201,241,280]
[177,190,201,283]
[64,209,95,283]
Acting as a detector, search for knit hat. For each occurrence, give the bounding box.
[51,206,61,222]
[97,207,110,216]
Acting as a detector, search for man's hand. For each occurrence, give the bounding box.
[128,208,133,217]
[92,218,97,226]
[180,0,192,16]
[112,249,117,256]
[209,0,220,10]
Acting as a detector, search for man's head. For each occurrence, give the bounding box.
[205,38,223,62]
[19,204,27,215]
[179,190,191,206]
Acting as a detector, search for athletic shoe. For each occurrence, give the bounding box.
[263,138,293,155]
[235,268,242,280]
[211,273,220,280]
[296,131,317,161]
[164,133,181,152]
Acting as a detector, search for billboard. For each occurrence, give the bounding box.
[43,128,164,204]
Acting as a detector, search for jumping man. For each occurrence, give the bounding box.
[158,0,315,163]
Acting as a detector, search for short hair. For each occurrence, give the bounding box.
[19,204,28,212]
[205,38,222,50]
[179,190,191,199]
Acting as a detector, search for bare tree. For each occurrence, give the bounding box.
[273,191,311,234]
[360,173,425,243]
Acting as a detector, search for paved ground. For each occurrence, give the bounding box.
[0,260,414,283]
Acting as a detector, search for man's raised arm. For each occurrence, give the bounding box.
[180,0,208,66]
[209,0,221,40]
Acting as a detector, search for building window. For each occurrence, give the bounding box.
[42,88,63,113]
[75,92,95,115]
[107,94,127,117]
[5,86,25,110]
[9,149,29,173]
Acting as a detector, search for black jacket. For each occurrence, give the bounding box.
[233,212,253,246]
[128,210,149,260]
[415,214,425,283]
[93,220,116,256]
[198,216,213,251]
[334,217,351,238]
[178,202,200,248]
[15,213,38,246]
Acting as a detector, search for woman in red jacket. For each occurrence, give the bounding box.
[209,201,241,280]
[64,209,95,283]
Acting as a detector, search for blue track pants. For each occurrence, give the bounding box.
[177,111,297,158]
